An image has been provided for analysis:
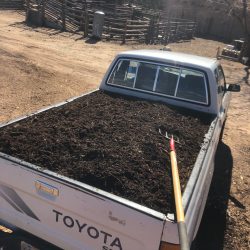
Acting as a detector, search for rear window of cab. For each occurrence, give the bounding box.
[107,59,208,105]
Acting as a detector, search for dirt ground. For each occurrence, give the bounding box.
[0,10,249,249]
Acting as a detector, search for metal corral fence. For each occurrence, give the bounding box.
[25,0,197,44]
[0,0,24,9]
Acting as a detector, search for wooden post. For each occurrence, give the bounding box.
[173,22,177,42]
[156,15,160,44]
[61,0,66,31]
[163,22,168,45]
[176,22,180,40]
[145,19,152,44]
[108,19,111,41]
[161,23,165,45]
[25,0,30,22]
[192,22,197,38]
[84,3,89,37]
[145,20,151,44]
[166,17,170,44]
[150,18,155,44]
[115,0,117,16]
[41,0,47,26]
[185,23,189,40]
[122,20,128,44]
[80,0,84,32]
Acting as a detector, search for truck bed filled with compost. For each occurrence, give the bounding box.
[0,91,210,214]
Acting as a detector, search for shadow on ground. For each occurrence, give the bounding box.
[85,37,101,44]
[243,66,250,85]
[194,141,233,250]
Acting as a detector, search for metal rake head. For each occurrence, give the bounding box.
[158,128,181,144]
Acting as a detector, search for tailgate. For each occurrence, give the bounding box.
[0,154,169,250]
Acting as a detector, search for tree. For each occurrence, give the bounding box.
[206,0,250,57]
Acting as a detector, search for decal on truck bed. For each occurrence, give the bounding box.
[0,184,40,221]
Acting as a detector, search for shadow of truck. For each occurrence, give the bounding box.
[194,141,233,250]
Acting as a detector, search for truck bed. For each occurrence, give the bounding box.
[0,91,210,214]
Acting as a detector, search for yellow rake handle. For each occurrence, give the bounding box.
[169,137,189,250]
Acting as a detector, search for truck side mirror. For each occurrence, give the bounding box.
[227,84,241,92]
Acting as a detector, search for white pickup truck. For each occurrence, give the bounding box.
[0,50,240,250]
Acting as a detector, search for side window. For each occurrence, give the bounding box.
[155,67,180,96]
[216,66,226,95]
[108,60,139,88]
[176,69,207,103]
[134,63,158,91]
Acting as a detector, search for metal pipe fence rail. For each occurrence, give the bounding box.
[25,0,197,44]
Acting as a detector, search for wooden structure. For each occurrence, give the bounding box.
[0,0,24,9]
[25,0,197,44]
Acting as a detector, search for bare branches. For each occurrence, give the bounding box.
[205,0,244,14]
[205,0,250,37]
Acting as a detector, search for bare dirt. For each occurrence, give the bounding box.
[0,10,249,250]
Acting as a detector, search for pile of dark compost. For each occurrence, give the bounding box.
[0,91,211,214]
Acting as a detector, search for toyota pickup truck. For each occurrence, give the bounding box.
[0,50,240,250]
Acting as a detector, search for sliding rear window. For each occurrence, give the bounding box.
[107,59,208,104]
[176,69,207,103]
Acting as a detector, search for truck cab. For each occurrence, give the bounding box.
[100,50,237,116]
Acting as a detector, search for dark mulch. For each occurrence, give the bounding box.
[0,91,211,214]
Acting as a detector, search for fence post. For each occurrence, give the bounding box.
[80,0,84,31]
[192,22,197,38]
[25,0,30,22]
[84,0,89,37]
[108,19,111,41]
[84,11,89,37]
[176,22,179,40]
[122,20,128,44]
[61,0,66,31]
[156,15,160,44]
[163,22,168,45]
[41,0,47,26]
[185,23,189,40]
[173,22,177,42]
[149,18,155,44]
[145,21,150,44]
[165,17,170,44]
